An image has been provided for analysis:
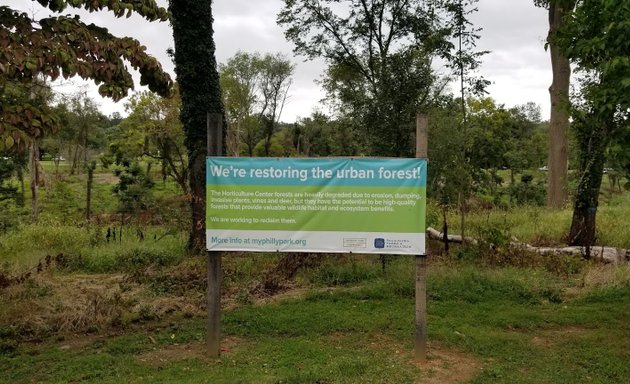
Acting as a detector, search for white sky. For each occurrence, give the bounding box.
[2,0,551,121]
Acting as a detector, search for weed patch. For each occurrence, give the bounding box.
[306,255,383,287]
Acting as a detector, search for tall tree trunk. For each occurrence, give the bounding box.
[29,139,40,223]
[458,191,466,242]
[82,123,88,166]
[86,161,95,222]
[546,1,575,208]
[71,142,79,175]
[442,206,449,254]
[16,166,25,207]
[227,120,240,157]
[263,116,274,157]
[247,141,254,157]
[170,0,225,254]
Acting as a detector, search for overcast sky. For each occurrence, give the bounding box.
[3,0,550,121]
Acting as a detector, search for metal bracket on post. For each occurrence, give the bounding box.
[207,113,223,358]
[415,113,428,363]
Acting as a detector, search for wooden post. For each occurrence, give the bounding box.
[415,113,428,362]
[207,113,223,358]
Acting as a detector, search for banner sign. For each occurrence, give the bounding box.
[206,158,426,254]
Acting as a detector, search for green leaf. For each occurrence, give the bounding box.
[5,136,14,149]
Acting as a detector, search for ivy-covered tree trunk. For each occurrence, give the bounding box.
[567,115,610,253]
[555,0,630,255]
[169,0,224,254]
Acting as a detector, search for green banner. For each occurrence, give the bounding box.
[206,158,426,254]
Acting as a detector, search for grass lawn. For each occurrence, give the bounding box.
[1,257,628,384]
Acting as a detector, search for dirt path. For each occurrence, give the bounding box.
[416,346,482,384]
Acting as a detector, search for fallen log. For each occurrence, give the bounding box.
[426,227,477,245]
[519,244,629,264]
[426,227,629,264]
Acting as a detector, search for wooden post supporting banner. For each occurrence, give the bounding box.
[207,113,223,358]
[415,113,428,362]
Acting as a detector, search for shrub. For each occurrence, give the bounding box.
[509,174,546,206]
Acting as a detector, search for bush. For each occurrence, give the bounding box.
[509,174,546,206]
[0,201,26,234]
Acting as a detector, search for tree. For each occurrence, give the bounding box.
[65,93,107,174]
[0,1,172,143]
[294,112,328,156]
[504,103,547,184]
[85,160,96,221]
[220,52,261,156]
[322,116,365,156]
[606,129,630,190]
[286,111,364,157]
[42,102,70,175]
[1,0,173,221]
[219,52,294,157]
[429,97,547,212]
[169,0,225,254]
[258,54,294,157]
[427,96,469,251]
[0,155,19,204]
[109,89,189,194]
[0,78,58,222]
[556,0,630,250]
[112,158,155,239]
[0,152,27,233]
[279,0,484,157]
[239,116,264,157]
[534,0,577,208]
[449,0,490,126]
[468,99,511,174]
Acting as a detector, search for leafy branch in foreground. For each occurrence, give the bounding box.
[0,1,173,151]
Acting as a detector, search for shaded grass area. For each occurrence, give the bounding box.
[1,258,628,383]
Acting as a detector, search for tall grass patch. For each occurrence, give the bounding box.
[0,222,93,268]
[439,193,630,249]
[78,238,187,273]
[304,255,384,287]
[427,264,568,305]
[0,222,187,273]
[596,194,630,248]
[445,206,572,246]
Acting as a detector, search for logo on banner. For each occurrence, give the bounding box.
[374,237,414,250]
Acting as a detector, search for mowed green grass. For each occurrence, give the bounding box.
[1,259,628,384]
